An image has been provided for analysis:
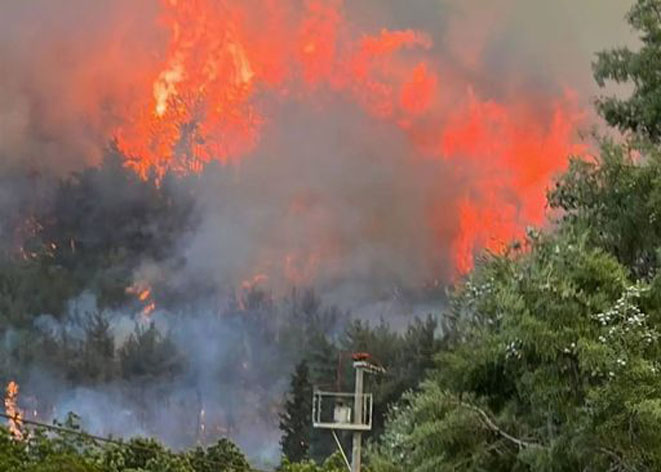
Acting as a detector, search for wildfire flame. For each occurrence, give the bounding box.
[127,282,157,320]
[113,0,585,275]
[4,381,24,440]
[240,273,269,291]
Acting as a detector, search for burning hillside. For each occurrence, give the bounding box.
[113,0,584,276]
[0,0,634,463]
[0,0,615,287]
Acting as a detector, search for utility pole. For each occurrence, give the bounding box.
[312,353,384,472]
[351,362,364,472]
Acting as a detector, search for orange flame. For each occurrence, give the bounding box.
[4,381,24,440]
[142,302,157,318]
[113,0,585,275]
[240,273,269,291]
[127,282,157,320]
[138,289,151,302]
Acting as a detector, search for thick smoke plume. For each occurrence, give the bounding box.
[0,0,635,465]
[0,0,633,280]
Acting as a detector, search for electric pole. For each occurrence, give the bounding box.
[312,353,384,472]
[351,362,365,472]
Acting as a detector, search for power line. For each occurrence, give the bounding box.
[0,412,274,472]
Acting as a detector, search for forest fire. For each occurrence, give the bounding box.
[4,381,24,440]
[0,0,641,466]
[111,0,584,275]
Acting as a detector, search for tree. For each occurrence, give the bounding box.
[280,453,358,472]
[549,140,661,277]
[305,334,338,463]
[0,422,252,472]
[188,438,251,472]
[64,312,117,385]
[280,360,313,463]
[371,232,661,471]
[338,316,443,439]
[119,323,183,381]
[594,0,661,141]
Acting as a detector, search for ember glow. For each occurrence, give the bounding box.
[111,0,584,275]
[126,282,157,320]
[4,381,24,440]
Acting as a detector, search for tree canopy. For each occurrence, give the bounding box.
[368,1,661,470]
[594,0,661,141]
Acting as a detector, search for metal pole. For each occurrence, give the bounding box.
[351,364,364,472]
[331,429,352,472]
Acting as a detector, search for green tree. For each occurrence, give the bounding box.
[62,312,117,385]
[188,438,251,472]
[549,141,661,277]
[119,323,183,381]
[594,0,661,141]
[338,316,443,439]
[305,333,338,463]
[280,360,313,463]
[371,233,661,471]
[280,452,356,472]
[0,422,252,472]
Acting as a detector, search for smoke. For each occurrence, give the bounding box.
[0,0,638,465]
[0,0,633,172]
[0,0,163,173]
[22,290,340,467]
[0,0,634,277]
[182,99,453,304]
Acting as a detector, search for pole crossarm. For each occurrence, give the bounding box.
[311,390,373,431]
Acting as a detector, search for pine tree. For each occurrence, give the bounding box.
[279,360,313,463]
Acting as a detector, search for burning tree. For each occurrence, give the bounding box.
[4,381,23,440]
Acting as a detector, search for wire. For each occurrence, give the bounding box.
[0,412,273,472]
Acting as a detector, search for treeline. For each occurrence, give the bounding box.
[0,418,264,472]
[0,140,444,462]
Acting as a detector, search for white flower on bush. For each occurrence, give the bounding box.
[505,339,523,360]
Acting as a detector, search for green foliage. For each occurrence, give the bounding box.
[370,7,661,460]
[594,0,661,141]
[0,423,253,472]
[371,232,661,471]
[280,361,313,463]
[0,255,74,329]
[277,313,444,464]
[339,315,443,438]
[119,322,183,381]
[549,140,661,277]
[188,438,251,472]
[15,2,661,469]
[37,147,197,309]
[64,312,118,384]
[280,452,355,472]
